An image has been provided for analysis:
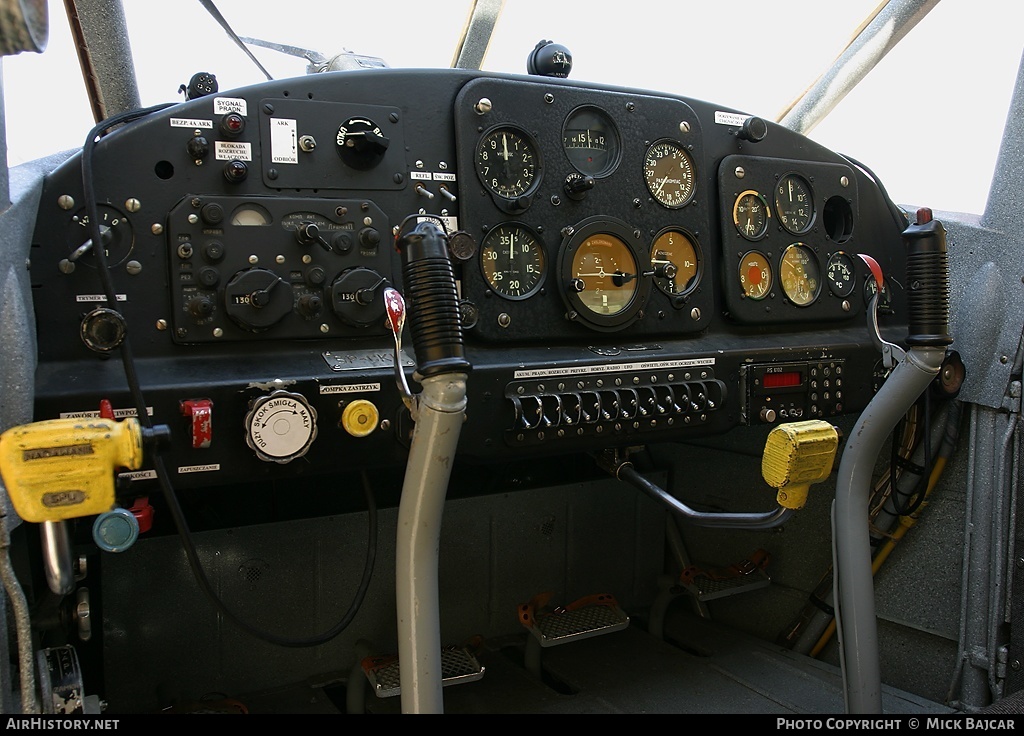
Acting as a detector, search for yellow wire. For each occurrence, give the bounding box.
[809,455,947,658]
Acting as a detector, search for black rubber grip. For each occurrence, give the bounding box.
[903,214,953,347]
[396,219,471,377]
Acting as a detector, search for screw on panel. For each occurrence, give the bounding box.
[841,176,849,187]
[475,98,492,114]
[58,259,75,274]
[690,307,701,321]
[213,328,223,338]
[126,261,142,275]
[679,121,690,134]
[58,195,75,210]
[125,198,141,213]
[735,167,746,179]
[544,94,554,104]
[156,319,167,331]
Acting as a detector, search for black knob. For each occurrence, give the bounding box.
[200,203,224,225]
[297,293,323,317]
[203,241,224,261]
[359,228,381,249]
[738,116,768,143]
[186,135,209,159]
[564,173,595,200]
[527,40,572,78]
[187,296,215,319]
[198,267,219,287]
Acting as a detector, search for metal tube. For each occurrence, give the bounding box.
[40,520,74,596]
[396,373,468,715]
[617,463,793,530]
[62,0,141,121]
[778,0,941,135]
[833,345,944,713]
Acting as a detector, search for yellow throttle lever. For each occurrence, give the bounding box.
[761,419,839,510]
[0,416,145,523]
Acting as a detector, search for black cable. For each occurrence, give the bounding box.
[839,152,909,232]
[82,106,376,647]
[890,394,934,517]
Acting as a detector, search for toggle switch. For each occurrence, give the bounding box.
[181,398,213,449]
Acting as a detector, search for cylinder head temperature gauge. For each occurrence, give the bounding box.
[244,390,318,463]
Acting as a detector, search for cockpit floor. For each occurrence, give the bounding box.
[234,613,952,715]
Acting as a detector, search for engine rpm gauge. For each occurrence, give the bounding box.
[650,229,700,296]
[739,251,772,300]
[733,190,770,240]
[563,106,620,177]
[775,173,814,234]
[826,251,856,297]
[479,223,546,300]
[643,140,696,209]
[475,125,540,203]
[779,243,820,306]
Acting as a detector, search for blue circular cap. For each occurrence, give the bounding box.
[92,508,139,553]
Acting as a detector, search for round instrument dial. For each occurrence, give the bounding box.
[479,223,546,300]
[775,173,814,234]
[563,106,620,177]
[244,390,318,464]
[66,204,134,267]
[650,229,700,297]
[739,251,772,300]
[733,190,770,240]
[826,251,857,297]
[643,140,696,209]
[570,233,639,316]
[475,125,540,201]
[864,275,893,312]
[779,244,820,306]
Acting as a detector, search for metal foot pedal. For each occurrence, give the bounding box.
[360,645,485,698]
[518,592,629,647]
[677,548,772,602]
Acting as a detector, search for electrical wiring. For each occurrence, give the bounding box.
[805,398,961,658]
[81,106,378,648]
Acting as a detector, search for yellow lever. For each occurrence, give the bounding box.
[0,416,143,523]
[761,419,839,510]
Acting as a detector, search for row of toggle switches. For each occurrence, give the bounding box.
[507,379,727,436]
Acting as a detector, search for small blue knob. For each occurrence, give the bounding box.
[92,508,139,553]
